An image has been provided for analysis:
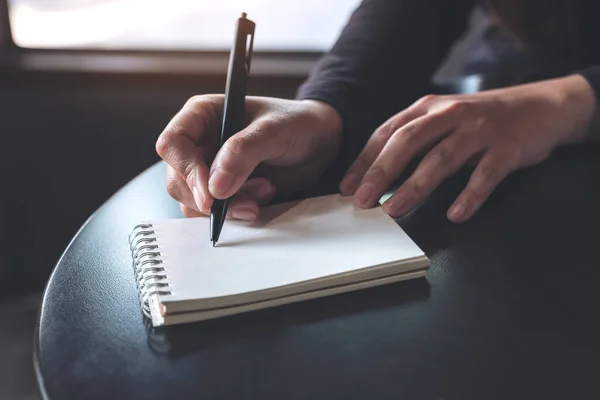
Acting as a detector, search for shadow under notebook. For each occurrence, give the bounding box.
[145,276,431,358]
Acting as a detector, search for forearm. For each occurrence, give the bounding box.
[296,0,476,158]
[577,66,600,141]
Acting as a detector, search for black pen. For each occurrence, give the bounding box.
[210,12,255,247]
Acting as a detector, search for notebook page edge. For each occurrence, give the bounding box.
[161,255,429,314]
[154,269,428,327]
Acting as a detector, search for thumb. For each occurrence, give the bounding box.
[208,119,288,199]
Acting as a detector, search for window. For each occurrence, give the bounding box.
[8,0,361,52]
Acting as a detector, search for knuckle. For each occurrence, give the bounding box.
[166,185,181,203]
[510,143,524,163]
[390,124,418,146]
[465,188,484,203]
[410,180,423,194]
[166,177,179,198]
[155,134,170,158]
[371,127,393,147]
[479,164,498,181]
[415,94,439,107]
[166,176,185,201]
[375,114,407,141]
[445,100,470,115]
[255,117,278,132]
[185,95,210,108]
[348,158,367,174]
[428,146,454,165]
[249,119,278,144]
[184,95,219,128]
[403,179,423,197]
[473,115,492,132]
[363,166,387,183]
[500,143,523,166]
[224,120,273,157]
[182,162,197,189]
[224,135,250,156]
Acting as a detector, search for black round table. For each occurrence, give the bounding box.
[35,144,600,400]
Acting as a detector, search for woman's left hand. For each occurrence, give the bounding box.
[340,74,598,223]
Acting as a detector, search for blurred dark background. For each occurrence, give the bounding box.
[0,1,507,398]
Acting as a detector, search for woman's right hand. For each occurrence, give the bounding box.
[155,95,342,220]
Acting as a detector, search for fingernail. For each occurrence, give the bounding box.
[209,167,235,197]
[355,184,373,206]
[231,207,257,221]
[192,186,204,211]
[340,173,359,194]
[386,194,407,216]
[449,201,468,221]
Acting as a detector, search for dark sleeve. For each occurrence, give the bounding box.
[295,0,477,175]
[578,66,600,101]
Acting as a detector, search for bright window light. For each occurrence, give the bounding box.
[8,0,362,51]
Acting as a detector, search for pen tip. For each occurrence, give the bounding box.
[241,12,247,18]
[212,240,216,247]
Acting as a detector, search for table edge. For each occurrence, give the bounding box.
[32,161,164,399]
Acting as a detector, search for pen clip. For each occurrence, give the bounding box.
[244,31,254,74]
[237,13,255,74]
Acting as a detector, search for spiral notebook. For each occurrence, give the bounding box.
[128,194,429,327]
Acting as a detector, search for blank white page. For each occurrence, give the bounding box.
[146,194,426,311]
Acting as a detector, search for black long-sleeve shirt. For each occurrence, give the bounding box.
[296,0,600,171]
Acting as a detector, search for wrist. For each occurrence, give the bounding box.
[300,99,343,148]
[552,74,598,144]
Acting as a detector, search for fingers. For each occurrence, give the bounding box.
[226,178,277,220]
[208,119,292,199]
[351,112,457,209]
[166,164,207,212]
[381,128,484,217]
[156,95,222,211]
[174,176,276,221]
[446,150,515,223]
[340,107,425,195]
[180,204,204,218]
[240,177,277,206]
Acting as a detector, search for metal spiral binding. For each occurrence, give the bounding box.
[128,223,171,318]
